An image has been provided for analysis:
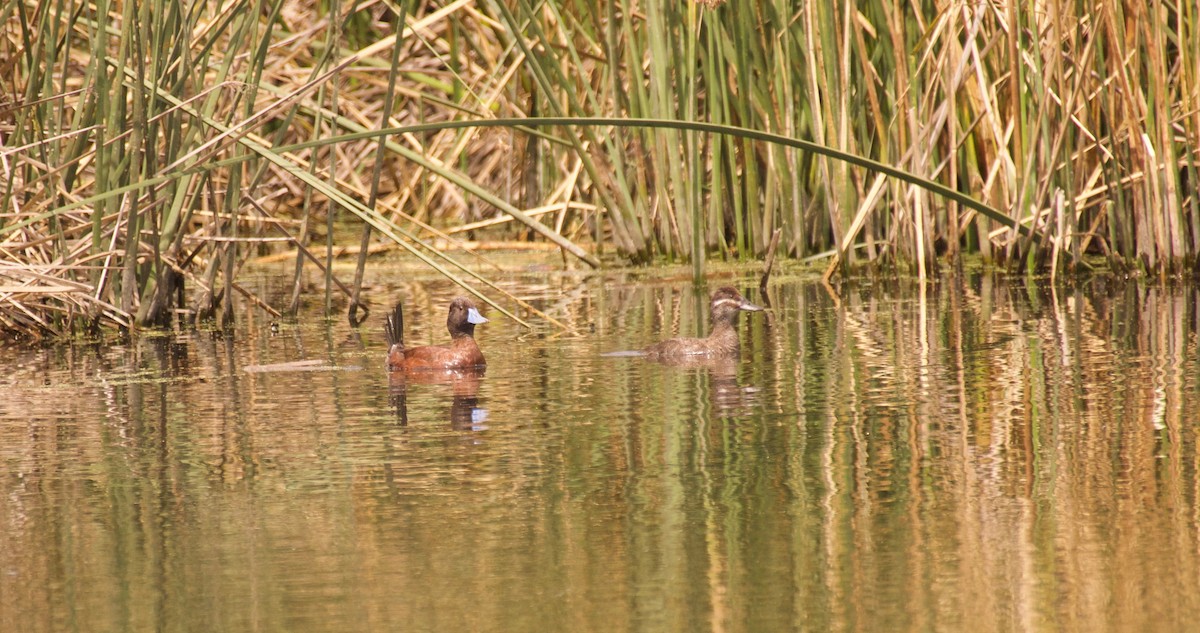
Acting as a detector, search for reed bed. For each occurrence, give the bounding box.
[2,0,1198,338]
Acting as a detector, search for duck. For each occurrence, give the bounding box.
[385,296,488,371]
[640,286,764,358]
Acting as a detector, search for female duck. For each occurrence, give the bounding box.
[642,287,764,358]
[386,296,488,371]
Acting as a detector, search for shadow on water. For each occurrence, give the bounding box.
[0,272,1198,632]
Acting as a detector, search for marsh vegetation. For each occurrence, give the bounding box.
[3,0,1198,338]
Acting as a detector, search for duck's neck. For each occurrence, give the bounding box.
[707,318,741,352]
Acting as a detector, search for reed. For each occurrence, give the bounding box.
[2,0,1198,338]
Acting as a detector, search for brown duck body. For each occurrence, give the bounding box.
[387,336,485,371]
[642,325,742,357]
[642,287,763,358]
[386,297,488,372]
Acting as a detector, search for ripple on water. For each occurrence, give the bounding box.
[0,277,1198,632]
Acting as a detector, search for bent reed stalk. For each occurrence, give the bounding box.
[2,0,1198,339]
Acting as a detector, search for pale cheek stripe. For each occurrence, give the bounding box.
[712,298,740,309]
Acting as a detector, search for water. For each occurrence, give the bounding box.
[1,273,1198,632]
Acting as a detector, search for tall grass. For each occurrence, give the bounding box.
[2,0,1198,338]
[573,0,1200,275]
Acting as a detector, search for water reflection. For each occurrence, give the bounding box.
[0,274,1197,632]
[389,368,488,430]
[644,355,760,418]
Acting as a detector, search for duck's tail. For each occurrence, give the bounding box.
[384,302,405,349]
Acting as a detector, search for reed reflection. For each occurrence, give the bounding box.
[388,368,488,430]
[2,276,1198,633]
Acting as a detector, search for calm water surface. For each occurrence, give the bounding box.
[2,274,1198,632]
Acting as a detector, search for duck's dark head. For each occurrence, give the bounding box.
[709,287,764,326]
[446,296,488,338]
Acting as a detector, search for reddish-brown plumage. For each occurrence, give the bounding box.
[385,296,488,372]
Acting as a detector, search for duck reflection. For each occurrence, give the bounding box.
[650,355,759,418]
[388,368,488,430]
